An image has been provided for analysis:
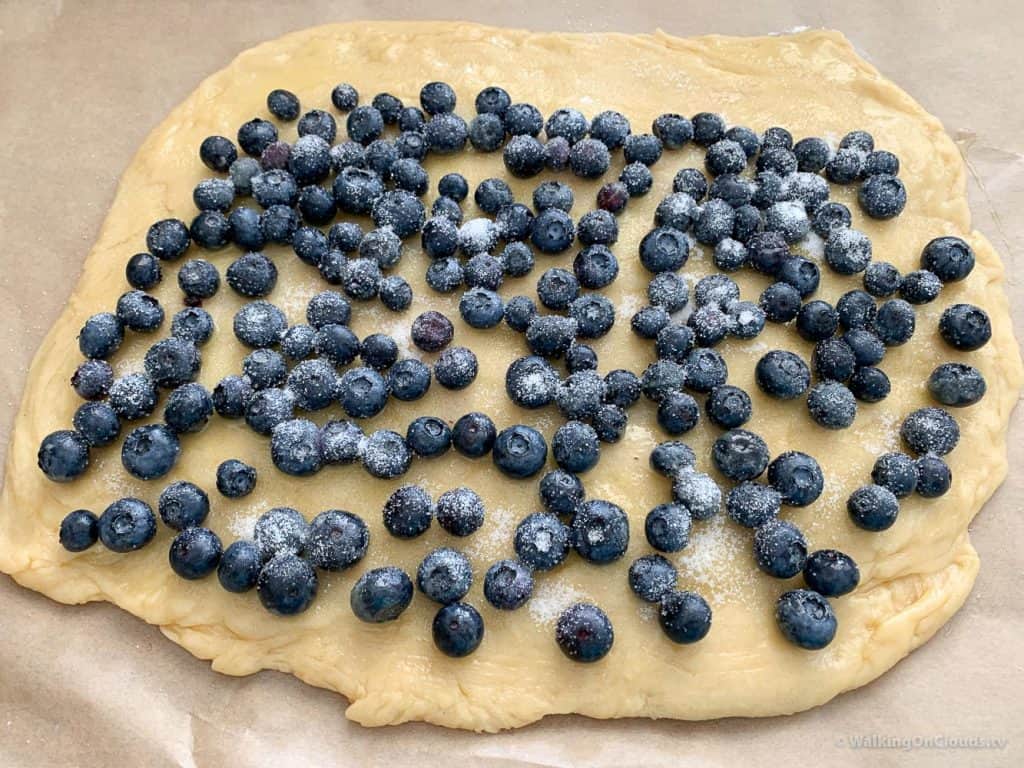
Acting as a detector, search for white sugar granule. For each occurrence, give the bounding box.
[228,504,264,539]
[466,505,516,561]
[799,231,826,261]
[528,577,588,625]
[676,514,757,607]
[615,293,642,323]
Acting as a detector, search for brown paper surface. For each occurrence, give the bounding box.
[1,1,1021,765]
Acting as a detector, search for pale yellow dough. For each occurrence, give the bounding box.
[0,22,1021,731]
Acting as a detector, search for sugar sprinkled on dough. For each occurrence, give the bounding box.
[528,577,589,625]
[466,505,516,561]
[676,515,757,606]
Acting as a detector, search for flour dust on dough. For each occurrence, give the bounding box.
[0,22,1020,731]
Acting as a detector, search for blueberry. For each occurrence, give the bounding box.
[572,499,629,564]
[658,391,700,435]
[98,498,157,552]
[71,360,114,403]
[725,125,760,156]
[229,157,262,196]
[371,188,426,239]
[233,300,287,348]
[121,424,179,480]
[705,385,752,429]
[757,146,797,176]
[848,484,899,531]
[753,519,807,579]
[569,138,611,178]
[775,589,836,650]
[421,217,459,260]
[359,227,402,268]
[837,290,877,330]
[59,509,99,552]
[620,161,653,196]
[417,547,473,605]
[459,287,504,329]
[452,412,496,458]
[693,274,739,309]
[464,254,504,290]
[747,231,790,276]
[493,424,548,478]
[653,113,693,148]
[502,102,543,136]
[921,236,975,282]
[505,355,558,409]
[589,109,631,148]
[928,362,986,407]
[859,173,906,219]
[379,275,413,312]
[649,440,695,476]
[108,373,158,420]
[631,305,670,340]
[655,192,700,231]
[530,208,575,254]
[639,226,689,273]
[513,512,571,572]
[361,429,411,479]
[254,507,309,560]
[659,590,712,644]
[803,550,860,598]
[243,349,287,390]
[533,180,574,213]
[237,117,278,157]
[767,451,823,507]
[544,136,572,170]
[871,452,918,498]
[216,459,257,498]
[863,261,902,297]
[259,140,291,171]
[169,527,222,580]
[691,112,725,146]
[843,328,885,367]
[217,541,261,593]
[286,359,336,411]
[729,301,767,339]
[315,324,360,366]
[732,204,763,242]
[916,454,952,497]
[305,510,369,572]
[199,134,237,171]
[648,272,689,313]
[713,238,749,271]
[192,178,235,213]
[333,167,385,214]
[475,85,511,116]
[421,487,480,538]
[385,358,430,399]
[705,139,747,176]
[537,470,583,517]
[544,106,592,145]
[432,603,485,658]
[245,387,295,435]
[78,312,124,359]
[940,303,992,351]
[503,134,546,177]
[250,168,298,208]
[125,252,162,290]
[484,559,534,610]
[360,333,399,370]
[556,603,614,662]
[406,416,453,460]
[320,420,364,465]
[146,218,191,261]
[557,370,606,419]
[793,136,831,172]
[577,209,619,246]
[644,503,692,553]
[410,310,454,353]
[495,203,535,242]
[552,421,600,473]
[601,369,640,410]
[709,173,755,208]
[683,348,728,394]
[629,554,678,602]
[726,482,781,527]
[385,487,432,540]
[434,346,479,390]
[807,381,857,429]
[228,206,265,251]
[271,419,323,476]
[825,148,864,184]
[755,350,810,400]
[424,112,469,154]
[812,338,856,382]
[339,257,381,300]
[901,407,960,456]
[258,553,318,616]
[344,105,383,145]
[796,300,839,342]
[337,367,388,418]
[171,307,214,345]
[848,366,891,403]
[469,112,506,151]
[116,290,164,333]
[811,201,852,237]
[899,269,942,305]
[825,228,872,275]
[566,343,598,373]
[785,173,829,213]
[526,314,577,358]
[759,282,801,323]
[163,382,213,434]
[70,402,119,450]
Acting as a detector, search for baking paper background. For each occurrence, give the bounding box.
[0,1,1021,765]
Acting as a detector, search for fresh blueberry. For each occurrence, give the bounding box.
[337,367,388,418]
[807,381,858,429]
[199,135,237,171]
[653,324,694,365]
[464,254,504,291]
[756,146,797,176]
[871,452,918,498]
[217,540,261,593]
[386,358,432,402]
[503,134,546,177]
[709,173,755,208]
[726,482,781,527]
[71,359,114,401]
[552,421,600,473]
[530,208,575,254]
[872,298,916,347]
[424,112,469,154]
[655,192,700,231]
[753,519,807,578]
[713,238,748,271]
[417,548,473,604]
[505,355,558,409]
[811,201,852,237]
[859,174,906,219]
[305,510,369,571]
[775,589,836,649]
[848,366,891,403]
[339,256,382,300]
[653,113,693,148]
[513,512,571,572]
[572,499,629,564]
[705,139,747,176]
[566,343,598,374]
[568,137,611,178]
[228,206,265,251]
[409,310,453,352]
[258,553,318,616]
[767,451,823,507]
[544,107,588,144]
[333,167,385,215]
[459,287,504,329]
[171,307,214,346]
[492,424,548,478]
[245,387,295,435]
[406,416,452,459]
[125,252,162,290]
[259,140,291,171]
[345,105,384,145]
[803,550,860,598]
[759,281,802,323]
[358,227,402,269]
[899,269,942,305]
[59,509,99,552]
[939,303,991,351]
[379,275,413,312]
[329,82,359,111]
[526,314,577,358]
[825,228,872,275]
[556,603,614,662]
[747,231,790,276]
[825,147,864,184]
[452,412,496,458]
[812,339,856,382]
[843,328,885,367]
[538,469,584,516]
[254,507,309,560]
[916,454,952,497]
[78,313,124,359]
[592,404,627,443]
[271,419,323,476]
[484,559,534,610]
[836,291,877,331]
[320,420,364,465]
[557,370,605,420]
[121,424,179,480]
[361,429,412,479]
[921,236,975,282]
[796,300,839,342]
[98,497,157,552]
[793,136,831,172]
[216,459,257,498]
[237,117,279,157]
[928,362,986,407]
[755,350,810,400]
[691,112,725,146]
[436,487,485,537]
[645,502,692,553]
[191,209,233,249]
[108,373,158,420]
[233,300,287,348]
[848,484,899,531]
[315,324,360,366]
[704,385,752,430]
[358,334,398,372]
[651,441,696,477]
[229,156,262,196]
[432,603,485,658]
[469,112,506,152]
[72,402,120,447]
[683,348,728,394]
[169,527,222,580]
[116,290,164,333]
[658,391,700,435]
[901,407,960,456]
[659,590,712,644]
[279,325,317,362]
[638,227,688,274]
[475,85,511,116]
[163,382,213,433]
[863,261,902,297]
[620,161,654,196]
[146,218,191,261]
[193,177,235,212]
[285,359,336,411]
[729,301,767,339]
[629,554,678,602]
[434,346,479,390]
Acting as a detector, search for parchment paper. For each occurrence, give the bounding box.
[1,1,1021,766]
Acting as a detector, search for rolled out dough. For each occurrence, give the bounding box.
[0,22,1020,731]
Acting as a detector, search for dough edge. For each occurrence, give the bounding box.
[0,21,1020,731]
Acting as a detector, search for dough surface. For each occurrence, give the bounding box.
[0,22,1020,731]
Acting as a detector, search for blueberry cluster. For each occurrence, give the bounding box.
[44,78,995,660]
